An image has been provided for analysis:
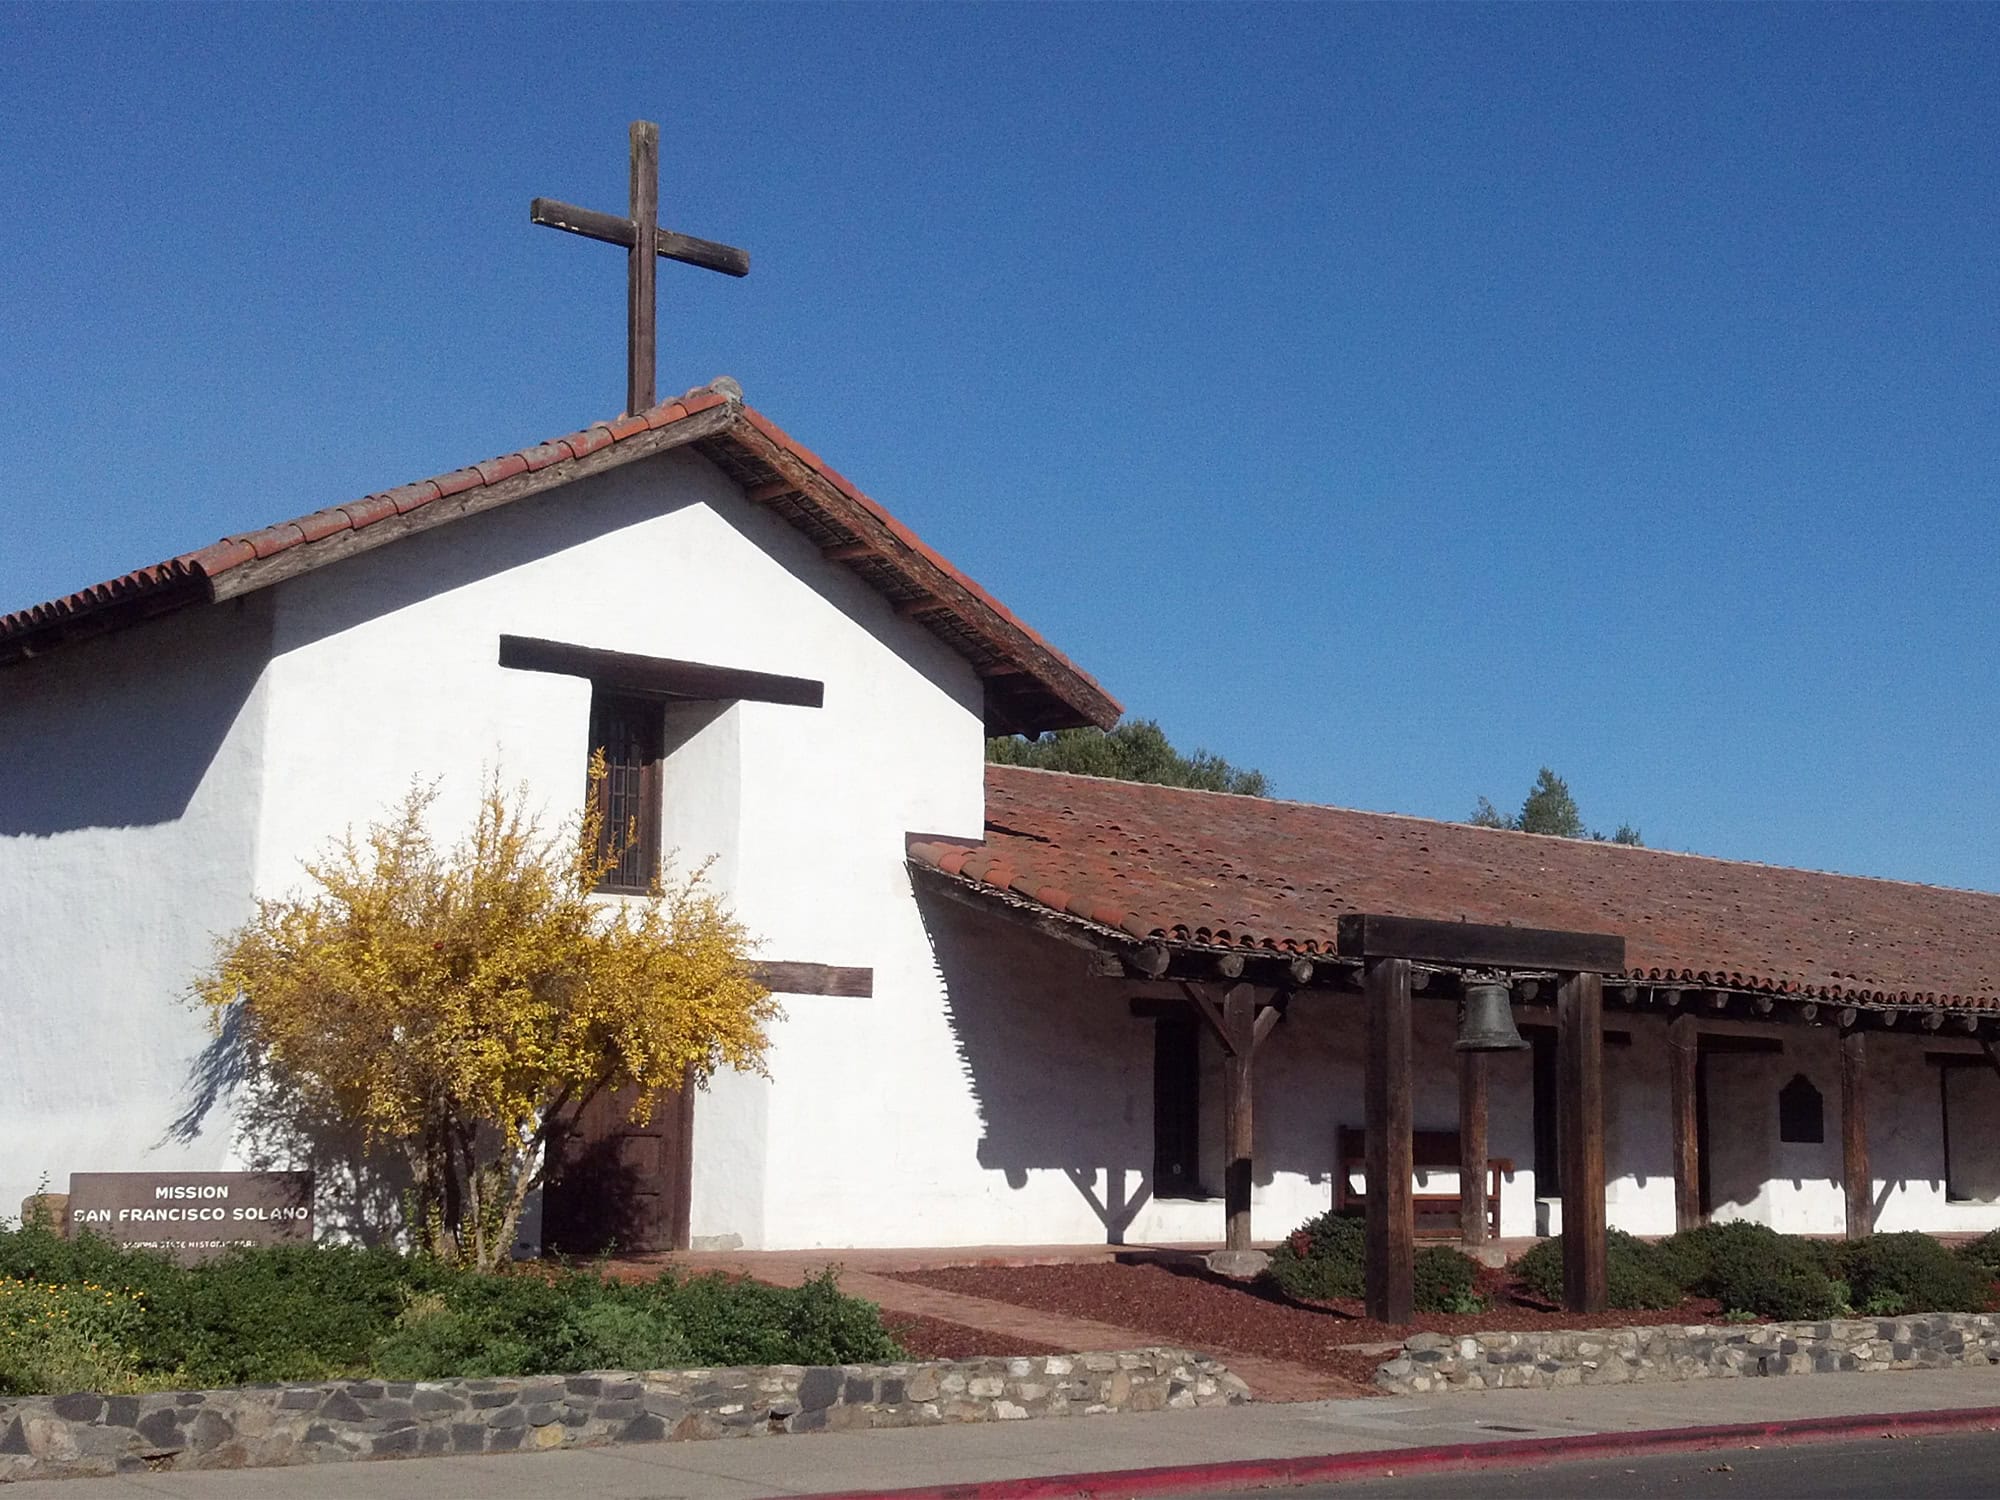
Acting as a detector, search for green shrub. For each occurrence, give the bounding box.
[1837,1233,1992,1315]
[1263,1211,1365,1303]
[0,1276,151,1396]
[1713,1261,1840,1321]
[1265,1214,1482,1314]
[0,1222,898,1392]
[1514,1231,1680,1310]
[1655,1222,1840,1320]
[1958,1231,2000,1277]
[147,1243,451,1386]
[1412,1247,1484,1314]
[666,1269,902,1367]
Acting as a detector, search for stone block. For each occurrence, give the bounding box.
[796,1368,842,1413]
[371,1429,421,1458]
[135,1409,185,1451]
[621,1413,668,1443]
[189,1409,236,1452]
[49,1394,102,1423]
[319,1392,366,1423]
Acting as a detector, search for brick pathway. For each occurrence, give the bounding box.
[610,1245,1358,1402]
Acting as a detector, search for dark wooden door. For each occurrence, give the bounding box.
[542,1075,693,1255]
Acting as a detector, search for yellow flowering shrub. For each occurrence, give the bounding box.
[0,1278,148,1395]
[194,765,777,1270]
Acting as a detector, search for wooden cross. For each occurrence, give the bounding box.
[532,121,750,416]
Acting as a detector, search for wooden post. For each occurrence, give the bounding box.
[1221,982,1255,1252]
[1178,981,1277,1256]
[627,121,659,415]
[1842,1028,1873,1240]
[1365,957,1415,1322]
[1557,971,1607,1314]
[1668,1014,1702,1231]
[1458,1049,1489,1246]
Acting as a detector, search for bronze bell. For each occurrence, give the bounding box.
[1455,978,1530,1052]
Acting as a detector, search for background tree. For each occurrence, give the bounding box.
[987,718,1272,796]
[194,766,777,1271]
[1470,767,1643,845]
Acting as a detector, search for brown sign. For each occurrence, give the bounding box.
[67,1172,313,1261]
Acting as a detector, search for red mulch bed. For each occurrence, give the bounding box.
[889,1260,1729,1392]
[885,1312,1052,1361]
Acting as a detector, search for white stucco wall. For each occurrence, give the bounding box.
[876,903,2000,1249]
[0,444,989,1247]
[244,446,987,1249]
[0,599,274,1215]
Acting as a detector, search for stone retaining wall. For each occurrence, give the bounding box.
[0,1349,1246,1482]
[1378,1314,2000,1394]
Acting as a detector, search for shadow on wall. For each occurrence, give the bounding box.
[916,884,1366,1244]
[164,1004,410,1248]
[0,596,273,837]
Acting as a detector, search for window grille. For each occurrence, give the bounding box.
[589,691,664,893]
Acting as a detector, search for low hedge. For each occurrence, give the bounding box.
[1264,1210,1483,1314]
[1513,1222,2000,1321]
[0,1222,900,1395]
[1656,1222,1843,1321]
[1840,1232,1993,1316]
[1514,1230,1682,1310]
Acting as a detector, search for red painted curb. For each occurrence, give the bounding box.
[799,1403,2000,1499]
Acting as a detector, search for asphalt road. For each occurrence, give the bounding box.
[1188,1429,2000,1499]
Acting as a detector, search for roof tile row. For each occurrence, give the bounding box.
[0,387,1117,733]
[910,766,2000,1011]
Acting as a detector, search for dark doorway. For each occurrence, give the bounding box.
[1695,1049,1713,1219]
[543,1075,693,1255]
[1153,1014,1203,1198]
[1531,1026,1561,1198]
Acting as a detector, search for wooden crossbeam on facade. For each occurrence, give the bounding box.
[1337,913,1624,975]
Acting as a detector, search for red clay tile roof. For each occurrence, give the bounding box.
[0,382,1118,736]
[909,766,2000,1010]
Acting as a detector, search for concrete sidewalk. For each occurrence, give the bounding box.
[12,1365,2000,1500]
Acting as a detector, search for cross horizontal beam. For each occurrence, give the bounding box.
[531,197,751,278]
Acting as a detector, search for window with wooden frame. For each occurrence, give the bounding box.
[1153,1014,1204,1199]
[588,690,665,893]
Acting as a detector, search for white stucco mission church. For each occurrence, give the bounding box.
[6,377,2000,1259]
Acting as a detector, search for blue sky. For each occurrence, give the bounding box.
[4,4,1997,889]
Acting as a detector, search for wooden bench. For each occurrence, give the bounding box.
[1334,1126,1510,1239]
